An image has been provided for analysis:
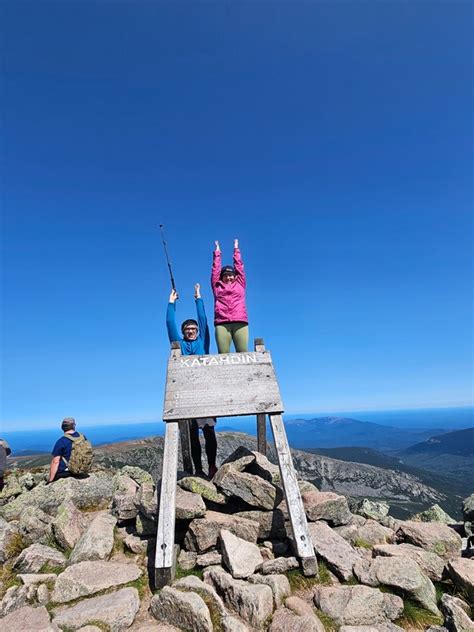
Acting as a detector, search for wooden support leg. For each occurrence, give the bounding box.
[155,421,179,588]
[178,420,193,475]
[257,414,267,456]
[268,414,318,577]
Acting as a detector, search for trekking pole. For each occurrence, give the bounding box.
[159,224,177,291]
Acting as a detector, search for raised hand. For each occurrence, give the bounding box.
[234,238,239,249]
[169,289,179,303]
[194,283,201,299]
[215,240,220,252]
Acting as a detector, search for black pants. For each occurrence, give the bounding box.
[189,421,217,472]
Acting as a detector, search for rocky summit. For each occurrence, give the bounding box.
[0,443,473,631]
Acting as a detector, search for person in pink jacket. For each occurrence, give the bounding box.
[211,238,249,353]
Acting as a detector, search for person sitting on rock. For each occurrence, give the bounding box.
[48,417,92,483]
[166,283,218,479]
[0,438,11,491]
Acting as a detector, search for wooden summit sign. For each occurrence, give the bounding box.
[163,347,284,420]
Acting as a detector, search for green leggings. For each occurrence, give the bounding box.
[215,322,249,353]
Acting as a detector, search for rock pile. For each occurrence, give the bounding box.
[0,447,473,631]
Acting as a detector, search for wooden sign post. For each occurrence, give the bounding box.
[155,339,317,587]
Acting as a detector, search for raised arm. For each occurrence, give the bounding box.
[194,283,210,354]
[233,238,246,287]
[166,289,181,343]
[211,240,222,289]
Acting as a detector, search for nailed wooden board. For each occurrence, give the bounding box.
[163,350,284,420]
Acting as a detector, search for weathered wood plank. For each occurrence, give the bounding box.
[178,420,193,475]
[257,414,267,456]
[155,421,179,575]
[269,413,318,577]
[163,350,283,420]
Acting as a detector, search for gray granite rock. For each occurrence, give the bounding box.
[308,520,360,581]
[0,605,59,631]
[18,572,57,586]
[462,494,474,522]
[178,549,197,570]
[350,498,390,521]
[248,573,291,608]
[411,504,456,524]
[13,543,66,573]
[221,616,250,631]
[440,594,473,632]
[214,464,279,510]
[184,510,259,552]
[269,606,325,632]
[68,512,116,565]
[339,626,404,632]
[313,585,403,626]
[256,556,299,575]
[18,506,53,545]
[111,474,139,520]
[52,499,88,550]
[204,566,274,629]
[135,482,157,519]
[0,585,30,617]
[53,586,140,631]
[220,529,263,578]
[118,465,153,486]
[196,550,222,567]
[178,476,227,504]
[395,521,462,560]
[175,486,206,520]
[235,509,287,540]
[373,542,446,581]
[173,574,227,618]
[37,584,50,605]
[51,560,142,603]
[302,491,352,526]
[150,586,212,632]
[0,516,20,563]
[447,557,474,604]
[123,531,148,554]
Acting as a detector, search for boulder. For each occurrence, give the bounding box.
[353,556,439,614]
[123,532,148,555]
[350,498,390,521]
[37,583,50,605]
[395,521,462,560]
[351,520,394,546]
[440,594,473,632]
[184,510,259,552]
[51,560,142,603]
[235,510,287,540]
[196,551,222,567]
[150,586,212,632]
[222,447,280,483]
[256,556,299,574]
[18,573,57,586]
[0,516,20,563]
[204,566,274,629]
[0,585,30,617]
[302,491,352,526]
[52,586,140,631]
[220,529,263,579]
[18,506,53,545]
[313,585,403,626]
[173,574,227,618]
[221,616,250,631]
[248,573,291,608]
[462,494,474,522]
[447,557,474,604]
[339,626,404,632]
[135,482,158,519]
[308,521,360,581]
[0,473,115,521]
[179,476,227,505]
[13,543,66,573]
[214,464,279,510]
[373,542,445,581]
[68,512,116,565]
[411,504,456,524]
[52,499,88,550]
[269,606,325,632]
[0,605,59,631]
[175,487,206,520]
[178,549,198,570]
[111,474,139,521]
[118,465,153,486]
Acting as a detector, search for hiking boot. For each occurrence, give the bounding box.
[194,469,209,480]
[208,465,218,479]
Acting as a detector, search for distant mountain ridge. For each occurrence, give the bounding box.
[284,416,445,451]
[402,427,474,457]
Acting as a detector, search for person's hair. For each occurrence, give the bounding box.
[181,319,198,334]
[61,417,76,431]
[220,265,236,279]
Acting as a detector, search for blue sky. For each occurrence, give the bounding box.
[1,2,473,431]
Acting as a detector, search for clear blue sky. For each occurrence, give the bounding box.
[1,2,472,431]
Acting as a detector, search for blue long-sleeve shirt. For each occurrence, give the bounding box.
[166,298,210,355]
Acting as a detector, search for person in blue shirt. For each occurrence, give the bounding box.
[166,284,217,479]
[48,417,86,483]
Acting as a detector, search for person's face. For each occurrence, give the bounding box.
[222,272,236,284]
[183,325,198,341]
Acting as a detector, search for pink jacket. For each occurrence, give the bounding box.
[211,248,248,325]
